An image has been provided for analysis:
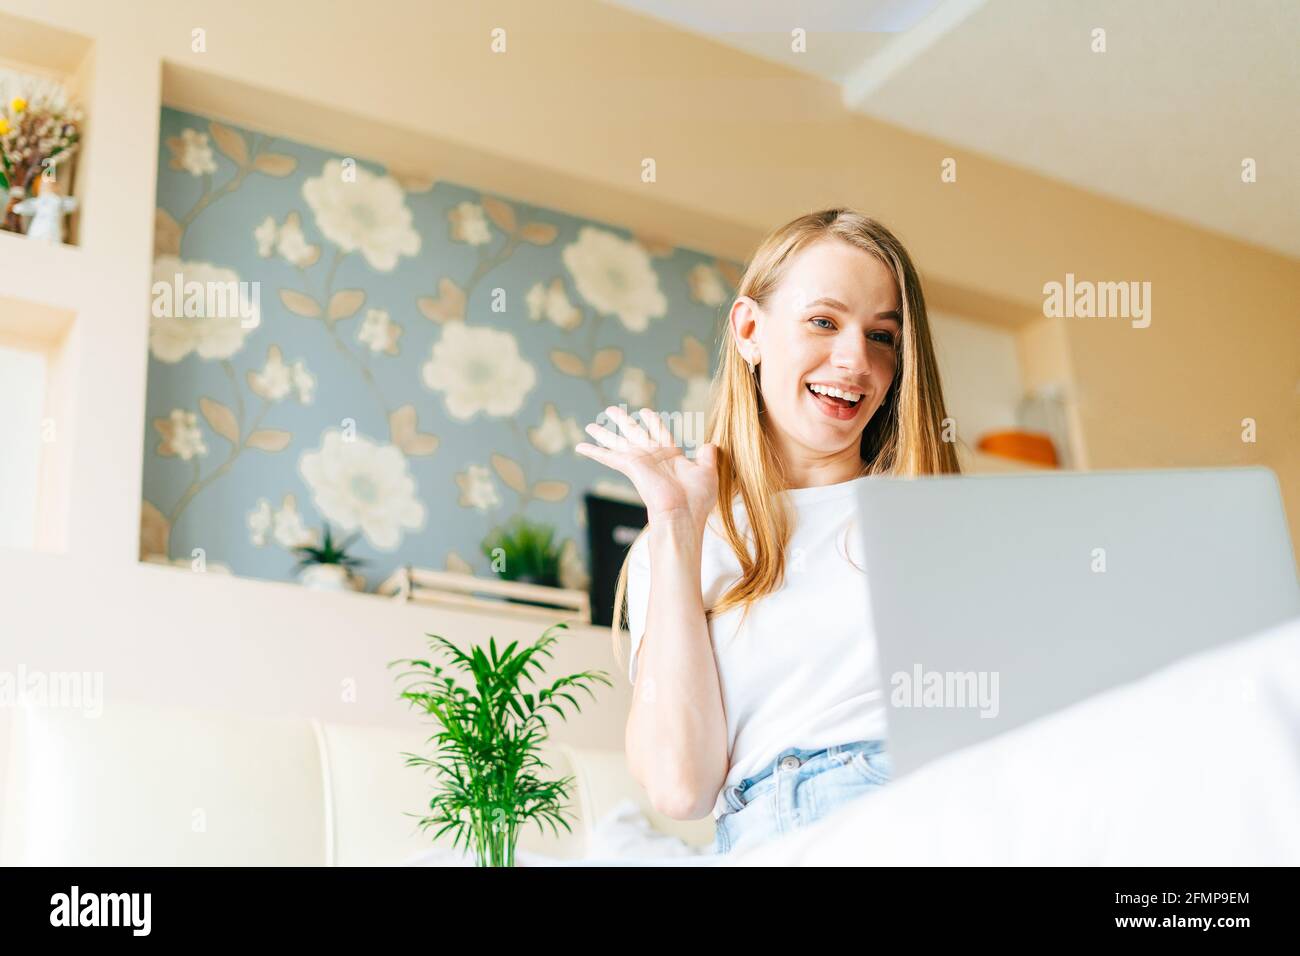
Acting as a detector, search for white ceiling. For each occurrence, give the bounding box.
[602,0,1300,259]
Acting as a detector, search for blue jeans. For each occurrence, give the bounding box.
[709,739,892,856]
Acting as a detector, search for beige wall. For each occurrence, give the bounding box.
[0,0,1296,855]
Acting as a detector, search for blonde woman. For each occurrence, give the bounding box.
[574,208,960,857]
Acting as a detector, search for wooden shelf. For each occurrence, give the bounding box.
[379,566,591,626]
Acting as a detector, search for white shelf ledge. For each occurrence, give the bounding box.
[0,229,86,316]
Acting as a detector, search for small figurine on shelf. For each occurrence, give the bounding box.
[12,175,77,243]
[0,87,84,235]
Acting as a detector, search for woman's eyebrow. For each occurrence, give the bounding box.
[805,296,901,322]
[805,296,849,311]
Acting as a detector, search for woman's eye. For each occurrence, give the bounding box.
[869,330,896,346]
[809,317,835,329]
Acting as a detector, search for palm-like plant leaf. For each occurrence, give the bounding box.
[292,523,367,571]
[389,621,612,866]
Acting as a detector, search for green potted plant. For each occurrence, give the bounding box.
[480,516,563,587]
[389,622,612,867]
[291,524,366,591]
[480,516,573,608]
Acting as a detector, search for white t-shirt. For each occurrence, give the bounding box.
[624,474,888,821]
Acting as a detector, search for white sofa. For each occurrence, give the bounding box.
[0,699,714,865]
[10,613,1300,866]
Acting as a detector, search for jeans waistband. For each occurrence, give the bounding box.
[721,738,887,813]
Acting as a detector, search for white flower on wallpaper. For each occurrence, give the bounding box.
[421,322,536,420]
[681,375,715,420]
[248,493,316,548]
[273,496,316,548]
[617,367,657,408]
[154,408,208,460]
[687,262,729,306]
[301,159,420,272]
[165,128,217,177]
[528,402,584,455]
[448,201,492,246]
[247,499,272,546]
[248,345,315,403]
[525,277,582,330]
[149,256,260,363]
[254,211,321,268]
[455,464,501,512]
[293,365,316,403]
[253,217,276,256]
[357,308,402,355]
[561,226,667,332]
[299,430,426,550]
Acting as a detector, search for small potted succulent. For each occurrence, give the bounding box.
[291,524,366,591]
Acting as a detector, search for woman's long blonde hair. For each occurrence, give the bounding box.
[608,208,960,678]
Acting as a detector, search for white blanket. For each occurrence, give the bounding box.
[728,613,1300,866]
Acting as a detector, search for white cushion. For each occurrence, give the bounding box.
[1,699,676,864]
[1,700,325,865]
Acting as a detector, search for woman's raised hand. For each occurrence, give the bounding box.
[575,405,718,530]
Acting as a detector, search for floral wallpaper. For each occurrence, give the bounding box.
[141,106,740,592]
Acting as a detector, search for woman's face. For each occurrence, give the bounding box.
[730,238,902,459]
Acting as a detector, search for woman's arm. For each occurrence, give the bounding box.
[574,405,726,819]
[624,509,728,819]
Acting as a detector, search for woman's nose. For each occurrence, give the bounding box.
[830,340,872,376]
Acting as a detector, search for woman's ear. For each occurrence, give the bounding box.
[729,296,761,362]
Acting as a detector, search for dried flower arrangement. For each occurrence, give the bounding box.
[0,72,84,235]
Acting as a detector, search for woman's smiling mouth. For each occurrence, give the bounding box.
[806,382,864,420]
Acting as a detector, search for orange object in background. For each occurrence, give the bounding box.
[976,429,1059,467]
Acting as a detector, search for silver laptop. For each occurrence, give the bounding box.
[855,465,1300,778]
